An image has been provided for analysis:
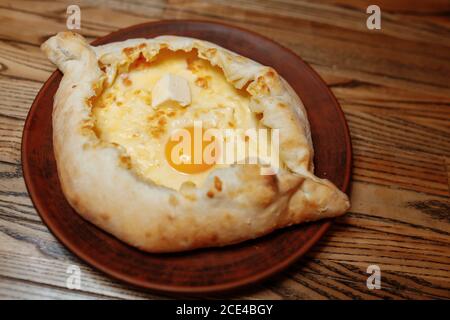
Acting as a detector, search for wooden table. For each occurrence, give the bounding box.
[0,0,449,300]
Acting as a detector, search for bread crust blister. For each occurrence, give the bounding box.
[41,32,350,252]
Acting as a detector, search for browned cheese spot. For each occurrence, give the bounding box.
[122,76,132,87]
[214,176,223,192]
[123,47,135,56]
[119,154,132,169]
[195,76,210,89]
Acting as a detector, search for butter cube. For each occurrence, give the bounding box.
[151,73,191,108]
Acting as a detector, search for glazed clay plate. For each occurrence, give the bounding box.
[22,20,351,294]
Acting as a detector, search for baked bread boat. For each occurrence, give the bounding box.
[41,32,350,252]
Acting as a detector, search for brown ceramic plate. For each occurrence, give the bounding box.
[22,20,351,294]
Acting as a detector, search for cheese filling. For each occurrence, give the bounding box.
[91,49,261,190]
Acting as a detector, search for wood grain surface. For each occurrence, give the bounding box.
[0,0,449,299]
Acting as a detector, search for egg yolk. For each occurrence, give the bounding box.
[165,126,220,174]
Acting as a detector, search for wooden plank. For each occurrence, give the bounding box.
[0,191,282,299]
[0,276,109,299]
[0,0,449,299]
[1,171,448,298]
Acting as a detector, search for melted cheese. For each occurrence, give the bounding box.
[92,50,258,190]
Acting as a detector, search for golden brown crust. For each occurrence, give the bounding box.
[41,32,350,252]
